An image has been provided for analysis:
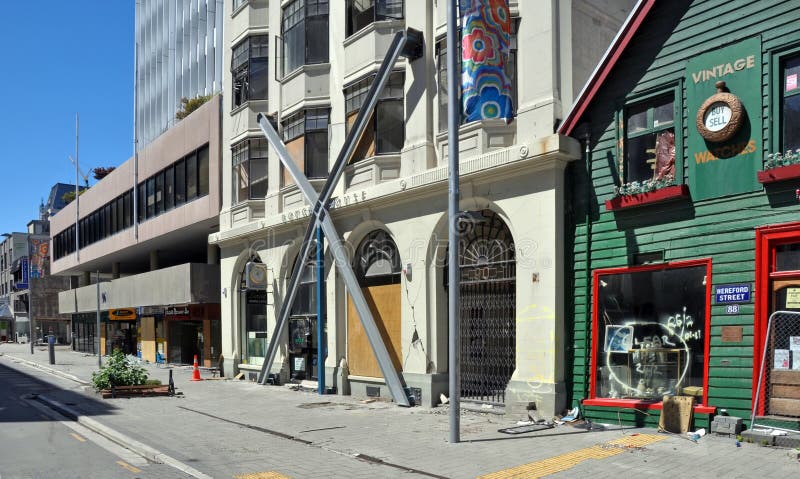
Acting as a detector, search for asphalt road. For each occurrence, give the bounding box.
[0,361,191,479]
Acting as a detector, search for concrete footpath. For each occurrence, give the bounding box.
[1,343,798,479]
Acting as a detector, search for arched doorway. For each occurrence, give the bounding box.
[457,209,516,405]
[239,256,268,365]
[347,230,403,378]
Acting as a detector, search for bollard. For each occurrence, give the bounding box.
[48,335,56,365]
[168,369,175,396]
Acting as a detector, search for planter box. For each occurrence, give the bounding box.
[757,164,800,184]
[605,184,690,211]
[101,384,170,399]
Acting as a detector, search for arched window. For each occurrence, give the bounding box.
[354,230,401,287]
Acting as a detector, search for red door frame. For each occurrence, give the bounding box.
[586,258,712,410]
[754,221,800,415]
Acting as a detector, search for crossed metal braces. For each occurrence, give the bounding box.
[256,29,423,406]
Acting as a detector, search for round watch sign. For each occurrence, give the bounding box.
[696,81,743,143]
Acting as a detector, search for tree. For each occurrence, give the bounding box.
[92,166,116,180]
[176,95,213,120]
[61,189,86,204]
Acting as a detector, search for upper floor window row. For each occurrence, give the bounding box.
[282,108,330,181]
[282,0,329,77]
[232,35,269,109]
[623,94,676,186]
[346,0,403,38]
[53,145,211,261]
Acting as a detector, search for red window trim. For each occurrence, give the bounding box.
[582,398,716,415]
[589,258,713,409]
[754,222,800,415]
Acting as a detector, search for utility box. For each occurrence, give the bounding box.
[711,415,743,436]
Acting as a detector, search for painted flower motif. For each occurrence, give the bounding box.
[483,0,511,35]
[462,28,495,64]
[464,84,512,122]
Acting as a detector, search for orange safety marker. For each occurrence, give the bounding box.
[190,354,203,381]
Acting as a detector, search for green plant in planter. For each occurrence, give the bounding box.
[91,350,149,391]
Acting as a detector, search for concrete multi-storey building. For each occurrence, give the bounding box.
[0,184,75,343]
[135,0,224,148]
[51,0,224,366]
[213,0,635,415]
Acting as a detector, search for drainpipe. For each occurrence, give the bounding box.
[582,131,592,402]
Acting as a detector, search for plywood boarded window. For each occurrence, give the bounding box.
[347,230,402,378]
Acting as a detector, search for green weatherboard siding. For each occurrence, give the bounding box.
[686,36,762,200]
[566,0,800,427]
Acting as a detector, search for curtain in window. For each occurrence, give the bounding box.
[460,0,513,122]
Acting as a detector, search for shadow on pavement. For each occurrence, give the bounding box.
[0,361,118,422]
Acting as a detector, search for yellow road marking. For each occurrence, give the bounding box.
[116,461,142,474]
[478,434,668,479]
[234,472,293,479]
[70,433,87,442]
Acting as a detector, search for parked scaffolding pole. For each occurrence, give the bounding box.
[316,226,326,395]
[96,270,101,368]
[446,0,461,444]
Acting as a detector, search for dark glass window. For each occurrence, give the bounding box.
[281,109,329,179]
[175,159,186,206]
[291,251,318,316]
[232,35,269,108]
[198,146,210,197]
[138,183,146,222]
[624,94,675,185]
[594,264,707,402]
[776,243,800,271]
[282,0,329,76]
[783,56,800,152]
[232,139,269,203]
[146,178,155,218]
[165,166,175,211]
[344,72,404,159]
[123,191,131,228]
[186,153,198,200]
[346,0,403,37]
[155,171,165,215]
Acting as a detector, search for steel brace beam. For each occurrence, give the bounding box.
[256,29,423,407]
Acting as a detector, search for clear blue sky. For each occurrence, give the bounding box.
[0,1,134,235]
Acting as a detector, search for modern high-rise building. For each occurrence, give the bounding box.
[213,0,635,415]
[135,0,224,147]
[51,0,224,365]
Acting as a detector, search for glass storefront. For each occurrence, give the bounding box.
[593,262,709,403]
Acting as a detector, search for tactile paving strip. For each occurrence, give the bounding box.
[477,434,668,479]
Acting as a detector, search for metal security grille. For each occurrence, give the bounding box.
[458,210,516,405]
[752,311,800,433]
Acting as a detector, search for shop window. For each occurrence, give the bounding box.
[622,94,676,185]
[776,242,800,271]
[436,21,517,132]
[344,72,404,161]
[232,138,269,204]
[231,35,269,109]
[282,108,329,183]
[593,261,709,403]
[281,0,329,77]
[782,55,800,152]
[346,0,403,37]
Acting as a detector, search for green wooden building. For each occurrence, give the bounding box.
[559,0,800,429]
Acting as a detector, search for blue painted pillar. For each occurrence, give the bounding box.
[316,226,327,394]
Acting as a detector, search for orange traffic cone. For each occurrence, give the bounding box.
[190,354,203,381]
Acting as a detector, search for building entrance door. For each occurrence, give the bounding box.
[168,321,203,364]
[756,225,800,421]
[457,210,516,406]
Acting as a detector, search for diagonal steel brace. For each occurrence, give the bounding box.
[256,29,423,406]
